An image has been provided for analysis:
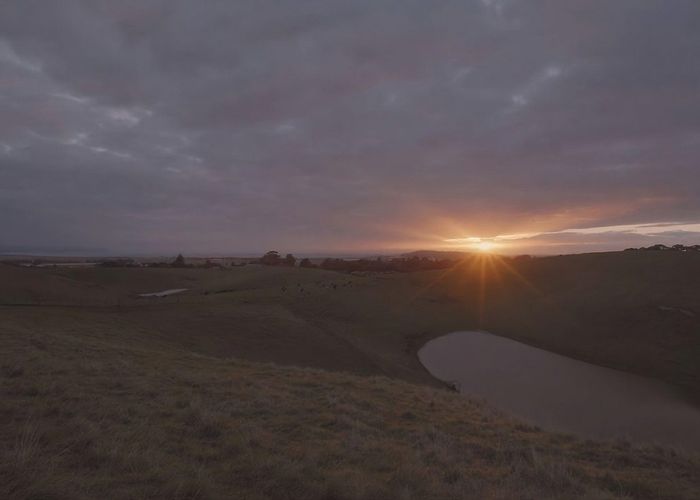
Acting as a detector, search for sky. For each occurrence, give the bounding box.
[1,0,699,256]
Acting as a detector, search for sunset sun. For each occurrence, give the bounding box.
[474,241,497,253]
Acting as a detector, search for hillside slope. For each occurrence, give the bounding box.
[2,251,699,399]
[2,317,699,500]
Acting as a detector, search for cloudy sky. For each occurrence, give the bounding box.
[1,0,699,256]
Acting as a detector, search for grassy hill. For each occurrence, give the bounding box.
[2,251,700,498]
[2,313,699,500]
[3,251,698,396]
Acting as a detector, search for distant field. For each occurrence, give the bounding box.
[1,251,699,398]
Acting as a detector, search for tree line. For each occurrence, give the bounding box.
[625,244,700,252]
[256,252,456,273]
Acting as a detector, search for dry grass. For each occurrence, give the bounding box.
[1,255,700,498]
[1,321,699,500]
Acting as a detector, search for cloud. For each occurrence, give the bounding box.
[446,221,700,254]
[0,0,699,254]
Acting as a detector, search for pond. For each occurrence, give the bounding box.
[138,288,189,298]
[419,331,700,451]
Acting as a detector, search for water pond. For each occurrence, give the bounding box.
[419,331,700,451]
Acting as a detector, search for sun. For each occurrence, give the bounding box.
[444,235,501,253]
[473,241,496,253]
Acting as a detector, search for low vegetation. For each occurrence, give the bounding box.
[625,244,700,252]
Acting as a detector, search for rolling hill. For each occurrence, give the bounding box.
[2,251,700,498]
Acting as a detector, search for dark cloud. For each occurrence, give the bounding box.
[1,0,699,255]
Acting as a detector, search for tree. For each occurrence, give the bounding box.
[299,258,315,268]
[172,254,186,267]
[260,251,281,266]
[284,253,297,267]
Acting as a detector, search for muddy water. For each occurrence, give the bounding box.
[419,331,700,452]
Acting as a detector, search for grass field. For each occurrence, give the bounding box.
[3,251,698,395]
[2,251,700,498]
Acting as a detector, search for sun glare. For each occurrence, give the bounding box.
[474,241,496,252]
[444,236,503,253]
